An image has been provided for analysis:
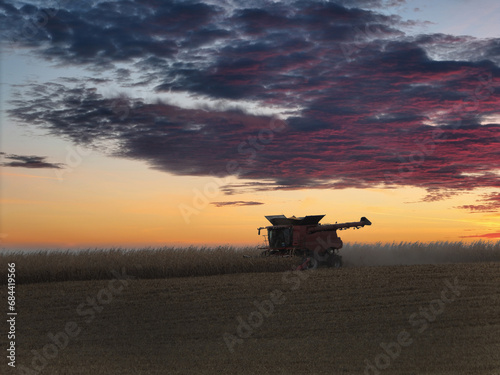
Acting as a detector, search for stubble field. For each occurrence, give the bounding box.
[2,243,500,374]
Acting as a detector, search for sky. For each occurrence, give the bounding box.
[0,0,499,249]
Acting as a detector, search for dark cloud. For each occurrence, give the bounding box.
[1,154,64,169]
[337,0,406,8]
[211,201,264,207]
[8,75,500,198]
[4,0,500,200]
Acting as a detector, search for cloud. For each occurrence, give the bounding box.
[210,201,264,207]
[4,0,500,202]
[1,154,64,169]
[456,192,500,213]
[419,189,461,203]
[8,73,500,200]
[460,232,500,239]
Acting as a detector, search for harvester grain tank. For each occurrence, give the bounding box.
[257,215,371,269]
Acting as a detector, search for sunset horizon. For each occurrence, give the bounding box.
[1,0,499,249]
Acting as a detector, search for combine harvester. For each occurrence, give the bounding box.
[256,215,372,269]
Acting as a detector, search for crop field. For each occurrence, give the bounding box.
[1,242,500,374]
[2,240,500,284]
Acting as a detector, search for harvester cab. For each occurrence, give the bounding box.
[257,215,371,269]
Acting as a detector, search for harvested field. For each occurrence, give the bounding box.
[2,262,500,374]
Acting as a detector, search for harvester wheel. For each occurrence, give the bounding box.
[303,257,318,270]
[327,254,343,268]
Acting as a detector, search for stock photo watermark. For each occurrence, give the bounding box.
[6,263,16,368]
[363,277,467,374]
[385,72,497,185]
[15,267,136,375]
[6,1,61,50]
[222,267,308,353]
[341,24,386,62]
[54,97,131,181]
[178,116,287,223]
[222,235,339,353]
[6,0,72,51]
[54,145,92,181]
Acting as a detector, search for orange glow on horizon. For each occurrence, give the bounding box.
[1,159,498,249]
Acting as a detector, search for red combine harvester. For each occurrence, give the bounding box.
[257,215,372,269]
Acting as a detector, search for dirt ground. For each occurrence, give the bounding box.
[3,263,500,374]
